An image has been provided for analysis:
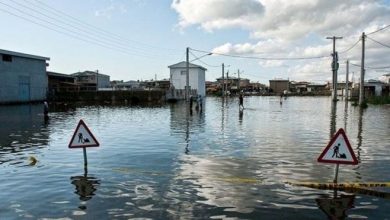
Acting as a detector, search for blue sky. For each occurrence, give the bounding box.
[0,0,389,84]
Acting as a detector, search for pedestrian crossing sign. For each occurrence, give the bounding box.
[69,119,100,148]
[317,128,358,165]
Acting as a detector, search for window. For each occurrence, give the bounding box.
[2,54,12,62]
[181,71,186,75]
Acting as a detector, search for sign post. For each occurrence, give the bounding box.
[69,119,100,169]
[317,128,358,183]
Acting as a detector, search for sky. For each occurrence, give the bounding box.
[0,0,389,85]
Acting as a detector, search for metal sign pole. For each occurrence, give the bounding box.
[83,147,88,166]
[334,164,339,184]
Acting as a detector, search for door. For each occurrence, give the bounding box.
[18,76,30,102]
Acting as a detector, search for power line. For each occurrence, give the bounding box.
[10,0,162,56]
[350,63,390,69]
[0,1,178,59]
[0,8,122,53]
[28,0,181,53]
[190,48,330,61]
[366,24,390,36]
[189,50,220,68]
[366,36,390,49]
[339,39,361,54]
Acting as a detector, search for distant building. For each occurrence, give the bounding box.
[290,81,309,93]
[141,79,170,90]
[0,49,49,104]
[365,79,387,96]
[307,83,327,93]
[269,79,289,94]
[379,73,390,84]
[47,71,78,93]
[113,80,141,90]
[71,71,110,91]
[169,61,206,98]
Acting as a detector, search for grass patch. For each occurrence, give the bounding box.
[366,96,390,105]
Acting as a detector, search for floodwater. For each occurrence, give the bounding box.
[0,96,389,219]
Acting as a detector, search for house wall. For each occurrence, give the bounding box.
[98,74,110,88]
[197,69,206,97]
[170,68,206,97]
[0,55,47,104]
[269,80,289,94]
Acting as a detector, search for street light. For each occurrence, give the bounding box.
[190,53,212,62]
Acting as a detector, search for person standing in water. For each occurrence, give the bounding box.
[239,94,244,110]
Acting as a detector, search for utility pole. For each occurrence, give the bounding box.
[226,70,229,94]
[186,47,190,101]
[326,36,342,102]
[237,69,240,92]
[359,32,365,106]
[96,69,99,92]
[222,63,225,97]
[345,60,349,100]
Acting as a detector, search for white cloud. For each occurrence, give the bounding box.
[171,0,264,31]
[95,0,129,18]
[173,0,390,40]
[259,60,285,68]
[172,0,390,82]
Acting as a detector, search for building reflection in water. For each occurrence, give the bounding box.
[0,104,50,165]
[169,101,205,154]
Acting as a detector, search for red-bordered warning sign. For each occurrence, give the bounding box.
[69,119,100,148]
[317,128,358,165]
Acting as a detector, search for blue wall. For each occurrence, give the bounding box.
[0,55,47,104]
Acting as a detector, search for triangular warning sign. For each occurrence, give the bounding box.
[317,128,358,165]
[69,119,100,148]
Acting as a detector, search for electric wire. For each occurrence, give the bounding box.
[190,48,330,60]
[28,0,181,52]
[339,39,361,54]
[0,7,130,55]
[366,36,390,49]
[0,1,177,59]
[366,24,390,36]
[189,50,220,68]
[350,63,390,69]
[10,0,169,56]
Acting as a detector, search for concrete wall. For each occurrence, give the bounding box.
[0,55,47,104]
[49,90,166,104]
[269,80,289,94]
[98,74,110,88]
[170,68,206,97]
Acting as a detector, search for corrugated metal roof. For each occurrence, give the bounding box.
[168,61,207,70]
[47,71,75,78]
[0,49,50,61]
[71,71,110,77]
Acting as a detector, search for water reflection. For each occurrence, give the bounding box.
[169,101,206,154]
[172,154,264,215]
[316,191,355,220]
[1,97,389,219]
[0,104,49,165]
[239,109,243,124]
[70,165,100,209]
[356,107,364,163]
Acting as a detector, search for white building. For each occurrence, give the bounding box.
[0,49,49,104]
[379,73,390,84]
[168,61,206,98]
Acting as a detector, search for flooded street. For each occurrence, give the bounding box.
[0,96,389,219]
